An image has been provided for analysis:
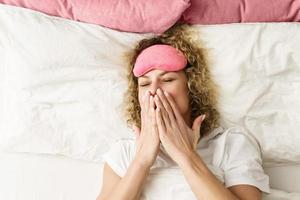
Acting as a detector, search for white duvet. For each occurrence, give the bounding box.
[0,152,300,200]
[0,4,300,166]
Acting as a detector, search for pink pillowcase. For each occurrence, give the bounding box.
[181,0,300,24]
[0,0,191,33]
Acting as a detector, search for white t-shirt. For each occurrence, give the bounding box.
[103,126,270,199]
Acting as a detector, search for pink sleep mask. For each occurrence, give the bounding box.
[133,44,187,77]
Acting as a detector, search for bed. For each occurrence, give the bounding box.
[0,152,300,200]
[1,3,300,200]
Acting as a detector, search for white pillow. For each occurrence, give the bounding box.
[1,4,300,164]
[196,22,300,163]
[0,4,151,162]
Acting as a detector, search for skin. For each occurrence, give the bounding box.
[137,69,201,162]
[97,69,262,200]
[137,69,192,128]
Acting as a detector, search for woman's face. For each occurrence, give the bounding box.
[138,69,191,126]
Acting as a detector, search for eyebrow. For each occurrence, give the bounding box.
[140,71,173,79]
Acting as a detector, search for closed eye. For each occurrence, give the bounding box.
[139,83,149,87]
[139,79,175,87]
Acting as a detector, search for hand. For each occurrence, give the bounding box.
[132,90,161,168]
[153,88,206,165]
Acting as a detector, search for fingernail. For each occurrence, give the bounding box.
[202,114,206,120]
[157,88,162,94]
[164,91,168,96]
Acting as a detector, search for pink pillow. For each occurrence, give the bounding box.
[0,0,191,33]
[181,0,300,24]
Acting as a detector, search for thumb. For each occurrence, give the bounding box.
[132,125,141,139]
[192,114,206,139]
[192,114,205,130]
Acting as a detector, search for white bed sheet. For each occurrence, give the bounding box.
[0,152,300,200]
[0,152,102,200]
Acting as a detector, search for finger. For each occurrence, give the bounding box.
[150,95,155,114]
[141,90,150,128]
[155,106,166,139]
[163,90,186,125]
[144,90,150,113]
[146,91,152,117]
[156,89,177,125]
[194,114,205,135]
[150,96,158,132]
[196,114,205,143]
[154,94,171,127]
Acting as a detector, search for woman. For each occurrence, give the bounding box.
[97,24,270,200]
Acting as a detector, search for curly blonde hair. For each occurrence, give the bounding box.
[120,23,221,138]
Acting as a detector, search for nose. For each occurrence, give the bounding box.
[149,81,161,96]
